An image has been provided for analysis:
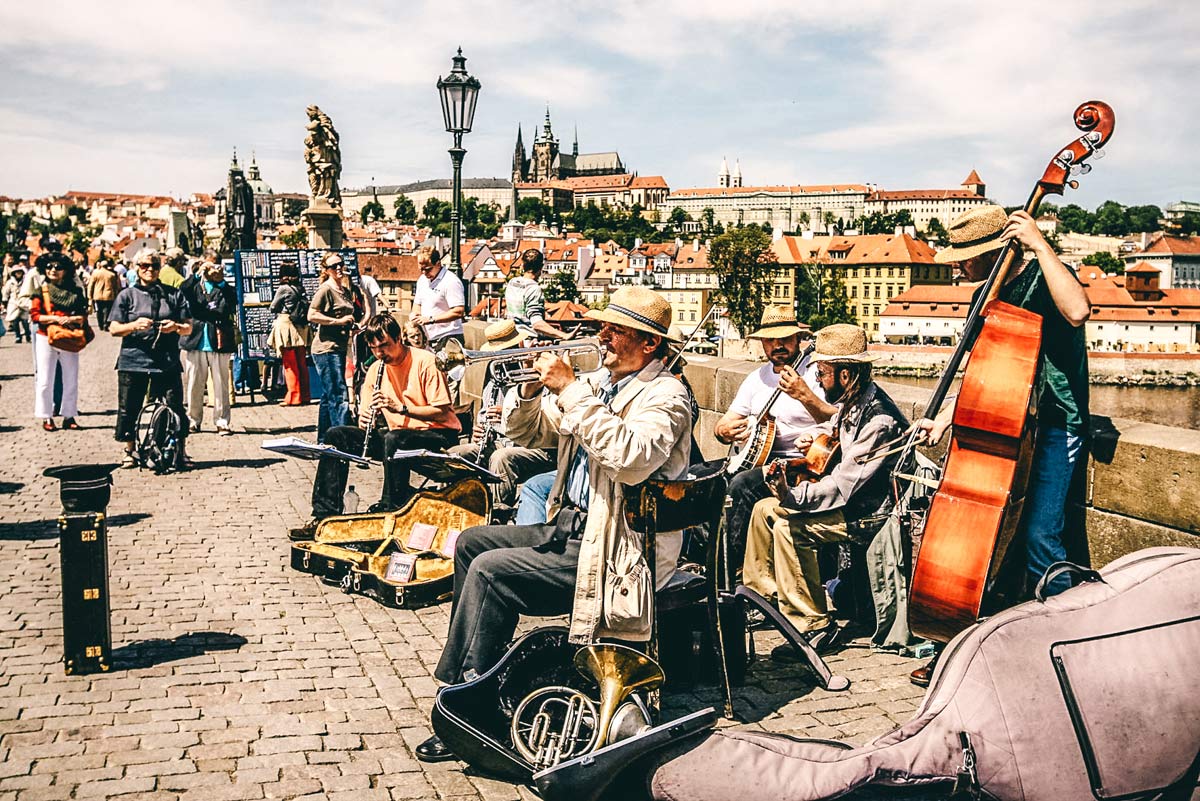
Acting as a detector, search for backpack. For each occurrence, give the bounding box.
[136,401,182,474]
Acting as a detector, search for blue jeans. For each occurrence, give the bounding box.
[1022,426,1085,596]
[515,470,556,525]
[312,351,350,443]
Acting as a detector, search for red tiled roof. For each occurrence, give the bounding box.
[563,174,633,191]
[1124,261,1161,274]
[360,253,419,282]
[669,184,870,198]
[630,176,669,189]
[1137,234,1200,256]
[867,189,982,201]
[962,169,984,185]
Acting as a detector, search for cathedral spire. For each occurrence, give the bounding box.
[230,147,240,169]
[542,104,554,142]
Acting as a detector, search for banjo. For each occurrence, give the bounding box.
[725,342,815,475]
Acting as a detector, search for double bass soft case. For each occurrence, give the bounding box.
[649,547,1200,801]
[289,478,489,608]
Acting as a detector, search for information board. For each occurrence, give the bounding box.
[232,248,358,361]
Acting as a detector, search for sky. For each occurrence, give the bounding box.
[1,0,1197,211]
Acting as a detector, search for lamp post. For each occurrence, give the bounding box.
[437,47,481,274]
[233,207,246,251]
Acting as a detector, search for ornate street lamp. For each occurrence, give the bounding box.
[437,47,481,274]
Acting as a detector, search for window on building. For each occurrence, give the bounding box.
[874,285,881,298]
[850,286,857,298]
[690,311,696,321]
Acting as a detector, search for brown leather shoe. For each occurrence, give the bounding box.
[910,661,934,688]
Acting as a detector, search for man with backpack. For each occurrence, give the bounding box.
[109,250,194,470]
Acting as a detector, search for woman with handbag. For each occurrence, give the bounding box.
[28,253,91,431]
[267,262,311,405]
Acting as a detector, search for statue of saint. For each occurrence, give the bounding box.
[304,105,342,208]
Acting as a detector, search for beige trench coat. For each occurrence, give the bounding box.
[506,360,692,644]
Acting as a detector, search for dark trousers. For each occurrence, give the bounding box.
[725,467,771,575]
[311,425,459,518]
[115,370,188,444]
[94,301,113,331]
[434,520,580,684]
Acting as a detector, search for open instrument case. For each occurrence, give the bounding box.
[290,476,491,608]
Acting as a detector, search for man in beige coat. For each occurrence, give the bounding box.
[420,286,692,763]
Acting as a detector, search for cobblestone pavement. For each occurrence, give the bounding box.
[0,331,927,800]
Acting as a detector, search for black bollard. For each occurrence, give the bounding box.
[44,464,119,675]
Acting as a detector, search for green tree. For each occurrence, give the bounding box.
[51,215,73,234]
[543,270,580,304]
[66,205,88,223]
[281,197,308,222]
[1056,203,1094,233]
[280,227,308,248]
[701,207,716,232]
[1092,200,1128,237]
[517,197,558,225]
[360,201,386,224]
[667,207,690,229]
[392,194,417,224]
[925,216,948,243]
[709,226,776,338]
[794,211,810,231]
[1174,212,1200,235]
[1082,251,1124,275]
[794,264,855,330]
[420,198,453,236]
[1125,204,1162,233]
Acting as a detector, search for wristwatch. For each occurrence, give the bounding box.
[399,404,409,418]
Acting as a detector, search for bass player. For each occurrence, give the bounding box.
[714,306,836,568]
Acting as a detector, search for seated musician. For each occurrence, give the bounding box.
[288,314,461,541]
[417,286,692,763]
[714,306,836,566]
[742,324,909,645]
[448,319,556,511]
[909,205,1090,687]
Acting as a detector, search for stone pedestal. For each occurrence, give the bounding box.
[303,198,343,249]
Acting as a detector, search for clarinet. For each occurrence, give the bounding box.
[358,361,386,465]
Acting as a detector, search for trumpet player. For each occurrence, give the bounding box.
[289,314,460,541]
[447,319,556,513]
[419,286,691,764]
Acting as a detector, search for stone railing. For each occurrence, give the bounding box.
[454,319,1199,567]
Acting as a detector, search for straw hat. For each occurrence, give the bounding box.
[809,324,878,363]
[934,205,1009,263]
[480,319,528,352]
[585,286,681,342]
[748,305,811,340]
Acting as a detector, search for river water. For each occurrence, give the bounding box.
[882,376,1200,431]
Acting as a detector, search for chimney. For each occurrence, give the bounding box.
[634,237,643,249]
[675,237,683,249]
[693,238,700,251]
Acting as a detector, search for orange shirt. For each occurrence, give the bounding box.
[361,347,461,432]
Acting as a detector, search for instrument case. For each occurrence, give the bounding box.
[649,547,1200,801]
[432,627,588,783]
[290,478,489,608]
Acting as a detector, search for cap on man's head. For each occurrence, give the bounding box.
[934,205,1009,264]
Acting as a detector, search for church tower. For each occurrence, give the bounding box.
[573,125,579,158]
[962,169,985,197]
[512,125,527,184]
[531,106,560,182]
[718,156,730,188]
[732,159,743,188]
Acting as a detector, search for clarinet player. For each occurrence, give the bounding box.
[289,314,461,541]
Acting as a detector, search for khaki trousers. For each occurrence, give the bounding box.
[184,350,232,429]
[742,498,849,633]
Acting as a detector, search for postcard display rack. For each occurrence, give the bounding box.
[233,248,358,362]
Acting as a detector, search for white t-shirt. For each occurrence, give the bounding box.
[359,274,381,318]
[728,354,824,457]
[414,266,465,341]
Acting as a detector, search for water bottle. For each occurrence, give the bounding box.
[343,485,359,515]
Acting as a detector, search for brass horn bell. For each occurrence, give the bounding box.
[574,643,664,750]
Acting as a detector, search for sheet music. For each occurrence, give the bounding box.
[261,437,371,465]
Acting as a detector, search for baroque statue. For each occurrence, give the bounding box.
[304,105,342,208]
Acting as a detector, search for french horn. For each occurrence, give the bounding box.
[509,643,664,771]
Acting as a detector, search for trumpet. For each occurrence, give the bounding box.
[436,338,604,385]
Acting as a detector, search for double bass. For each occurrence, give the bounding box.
[908,101,1115,643]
